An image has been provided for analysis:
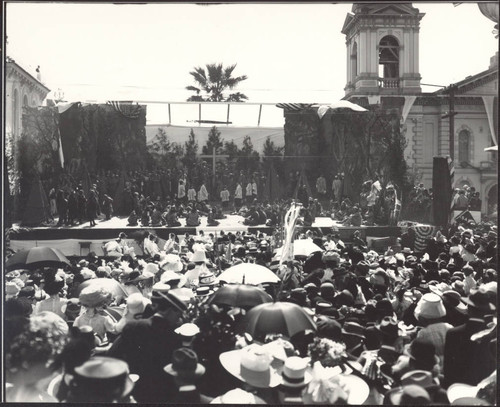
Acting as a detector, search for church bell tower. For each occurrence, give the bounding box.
[341,3,425,97]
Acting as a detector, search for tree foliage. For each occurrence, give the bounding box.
[186,63,248,102]
[202,126,224,155]
[182,129,200,170]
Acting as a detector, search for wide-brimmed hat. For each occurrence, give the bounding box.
[341,321,365,339]
[164,347,205,378]
[71,356,136,401]
[446,383,482,404]
[442,290,467,312]
[6,281,20,298]
[175,323,200,338]
[386,384,432,405]
[126,293,149,316]
[80,267,96,281]
[219,344,281,388]
[159,254,184,272]
[414,293,446,321]
[210,388,267,404]
[151,285,188,314]
[400,370,439,390]
[79,286,113,308]
[278,356,312,389]
[160,270,187,288]
[462,287,496,312]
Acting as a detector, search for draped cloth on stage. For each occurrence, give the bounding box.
[482,96,498,146]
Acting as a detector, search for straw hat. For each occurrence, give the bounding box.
[79,286,113,308]
[219,344,281,388]
[210,388,266,404]
[278,356,312,389]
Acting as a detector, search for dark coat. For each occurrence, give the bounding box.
[86,194,100,219]
[443,318,496,388]
[107,313,183,403]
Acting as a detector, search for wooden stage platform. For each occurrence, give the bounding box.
[8,215,401,257]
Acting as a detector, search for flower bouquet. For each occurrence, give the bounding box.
[308,337,347,368]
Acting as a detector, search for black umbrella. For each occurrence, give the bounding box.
[242,301,316,340]
[5,246,71,271]
[209,284,273,309]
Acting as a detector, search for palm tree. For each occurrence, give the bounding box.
[186,63,248,102]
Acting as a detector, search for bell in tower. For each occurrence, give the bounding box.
[341,3,425,97]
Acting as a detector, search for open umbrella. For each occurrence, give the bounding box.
[275,239,323,258]
[209,284,273,309]
[215,263,280,285]
[5,246,71,271]
[76,278,129,304]
[242,302,316,340]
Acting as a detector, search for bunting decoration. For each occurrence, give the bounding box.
[106,101,143,119]
[413,225,436,253]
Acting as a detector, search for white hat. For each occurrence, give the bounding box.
[447,383,478,404]
[210,388,267,404]
[160,270,187,288]
[159,254,183,272]
[80,267,96,281]
[414,293,446,321]
[279,356,312,388]
[191,250,207,263]
[174,323,200,337]
[144,263,160,275]
[126,293,150,315]
[219,344,281,388]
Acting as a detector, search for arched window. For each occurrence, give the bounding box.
[12,89,19,137]
[23,94,28,107]
[351,42,358,81]
[378,35,399,87]
[458,129,470,165]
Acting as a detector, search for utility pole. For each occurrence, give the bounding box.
[441,84,458,160]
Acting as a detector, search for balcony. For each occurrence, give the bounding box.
[378,78,400,89]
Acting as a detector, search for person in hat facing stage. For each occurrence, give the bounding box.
[164,347,212,404]
[65,356,137,402]
[276,356,312,404]
[107,283,186,402]
[443,286,497,388]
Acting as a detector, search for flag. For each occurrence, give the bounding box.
[413,225,436,253]
[454,210,477,225]
[57,127,64,168]
[279,202,302,266]
[225,241,232,262]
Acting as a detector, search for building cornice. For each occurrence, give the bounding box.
[7,59,51,97]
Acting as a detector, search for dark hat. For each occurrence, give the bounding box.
[316,316,342,341]
[376,316,402,338]
[335,289,355,307]
[404,338,439,369]
[387,384,432,405]
[71,356,136,401]
[341,321,365,339]
[152,287,187,313]
[290,288,308,306]
[463,287,496,312]
[164,348,205,378]
[18,286,35,299]
[376,299,394,318]
[65,298,82,320]
[315,301,333,315]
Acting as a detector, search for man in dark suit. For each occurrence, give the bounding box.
[107,284,186,403]
[443,287,496,388]
[164,347,213,404]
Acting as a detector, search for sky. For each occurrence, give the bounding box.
[5,2,499,126]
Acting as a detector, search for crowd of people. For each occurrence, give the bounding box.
[5,206,497,404]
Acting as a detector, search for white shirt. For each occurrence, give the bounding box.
[235,185,243,199]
